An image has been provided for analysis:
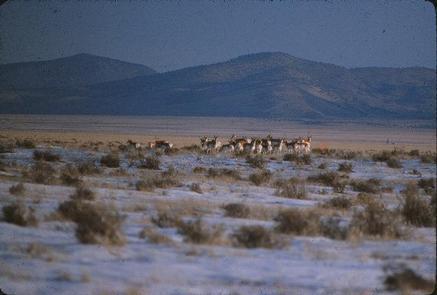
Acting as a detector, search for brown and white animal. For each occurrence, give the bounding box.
[200,136,222,153]
[267,135,285,153]
[127,139,142,149]
[230,134,252,153]
[252,138,264,154]
[148,140,173,150]
[220,143,235,153]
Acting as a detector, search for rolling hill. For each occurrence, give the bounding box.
[0,52,435,122]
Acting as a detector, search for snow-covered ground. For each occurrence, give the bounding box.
[0,144,435,295]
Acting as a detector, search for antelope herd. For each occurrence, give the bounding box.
[125,135,311,155]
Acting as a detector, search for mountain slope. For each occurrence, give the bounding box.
[0,53,156,89]
[0,52,434,122]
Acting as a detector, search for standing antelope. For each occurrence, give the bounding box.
[200,136,222,153]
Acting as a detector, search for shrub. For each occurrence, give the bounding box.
[16,139,36,149]
[350,178,381,193]
[139,228,172,244]
[354,193,376,206]
[338,162,353,173]
[383,265,434,292]
[246,155,266,169]
[232,225,283,249]
[77,161,101,175]
[136,173,180,192]
[192,166,206,174]
[307,171,346,193]
[182,144,203,153]
[139,156,160,170]
[420,152,436,164]
[372,150,394,162]
[318,162,327,169]
[9,183,25,196]
[2,202,38,227]
[323,196,352,210]
[162,165,178,178]
[151,211,181,228]
[319,217,348,240]
[386,157,402,168]
[207,168,241,180]
[275,180,306,199]
[408,149,420,157]
[312,148,336,156]
[176,218,223,244]
[33,150,60,162]
[401,183,434,227]
[349,200,405,239]
[70,186,95,201]
[29,162,55,184]
[249,169,272,186]
[189,183,202,194]
[418,178,435,195]
[0,142,14,153]
[335,150,360,160]
[274,209,320,235]
[100,153,120,168]
[283,154,311,165]
[223,203,250,218]
[60,165,82,186]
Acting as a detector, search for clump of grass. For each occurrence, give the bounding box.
[246,155,266,169]
[420,152,436,164]
[58,199,125,245]
[372,150,395,162]
[232,225,284,249]
[138,156,160,170]
[70,186,95,201]
[16,139,36,149]
[28,161,55,184]
[401,183,434,227]
[176,218,223,244]
[354,193,376,206]
[162,165,178,178]
[274,208,321,235]
[319,217,349,240]
[322,196,352,210]
[275,179,306,199]
[151,211,182,228]
[318,162,327,169]
[383,264,434,292]
[33,150,60,162]
[77,161,101,175]
[335,150,360,160]
[386,157,402,168]
[207,168,241,180]
[0,142,14,153]
[408,149,420,157]
[249,169,272,186]
[338,162,353,173]
[307,171,346,193]
[192,166,206,174]
[136,172,180,191]
[312,148,336,156]
[223,203,250,218]
[189,183,202,194]
[417,178,435,195]
[139,227,172,244]
[60,165,82,186]
[182,144,203,153]
[2,202,38,227]
[283,154,311,165]
[350,178,381,193]
[349,200,405,239]
[9,183,26,196]
[100,153,120,168]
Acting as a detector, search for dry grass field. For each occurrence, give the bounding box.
[0,115,435,295]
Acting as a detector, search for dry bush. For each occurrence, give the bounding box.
[176,218,224,244]
[354,193,377,206]
[349,200,405,239]
[189,183,202,194]
[58,199,125,245]
[77,161,101,175]
[319,217,349,240]
[386,157,402,168]
[223,203,250,218]
[418,178,435,196]
[60,164,82,186]
[207,168,241,180]
[350,178,381,193]
[151,211,182,228]
[335,150,360,160]
[337,162,353,173]
[383,264,434,292]
[139,227,173,244]
[28,161,55,184]
[0,142,14,153]
[2,202,38,227]
[9,183,26,196]
[25,242,57,262]
[408,149,420,157]
[232,225,285,249]
[372,150,396,162]
[249,169,272,186]
[152,198,215,218]
[312,148,336,157]
[246,155,266,169]
[192,166,206,174]
[283,154,311,165]
[420,152,437,164]
[401,183,434,227]
[182,144,203,153]
[33,150,61,162]
[70,186,95,201]
[275,179,306,199]
[100,153,120,168]
[322,196,352,210]
[136,172,180,192]
[162,165,178,178]
[138,156,160,170]
[274,209,321,235]
[318,162,327,169]
[307,171,346,193]
[16,139,36,149]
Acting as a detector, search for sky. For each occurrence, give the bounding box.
[0,0,435,72]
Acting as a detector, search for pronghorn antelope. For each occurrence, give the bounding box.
[148,140,174,150]
[260,138,272,154]
[230,134,252,153]
[127,139,142,149]
[252,138,264,154]
[200,136,222,153]
[267,135,285,153]
[220,143,235,153]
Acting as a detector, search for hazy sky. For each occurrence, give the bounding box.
[0,0,435,72]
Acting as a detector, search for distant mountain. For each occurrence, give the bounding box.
[0,52,435,122]
[0,53,156,89]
